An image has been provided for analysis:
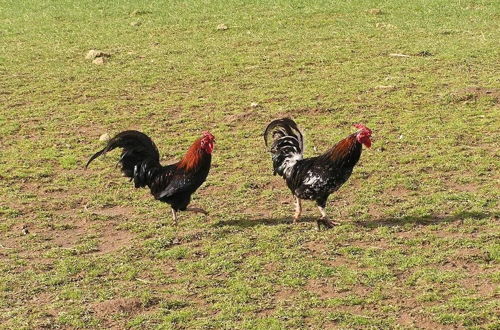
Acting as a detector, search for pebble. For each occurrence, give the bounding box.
[216,23,228,30]
[99,133,110,141]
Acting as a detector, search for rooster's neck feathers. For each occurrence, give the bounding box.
[323,134,361,167]
[178,138,208,171]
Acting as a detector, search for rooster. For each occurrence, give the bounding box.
[86,130,215,225]
[264,118,372,230]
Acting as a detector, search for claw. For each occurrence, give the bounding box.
[317,217,339,230]
[185,207,208,215]
[322,218,334,229]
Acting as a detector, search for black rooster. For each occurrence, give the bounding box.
[86,130,215,225]
[264,118,372,229]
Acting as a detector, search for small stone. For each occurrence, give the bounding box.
[376,22,396,29]
[130,21,141,27]
[85,50,100,60]
[172,237,180,245]
[92,57,105,65]
[368,8,383,15]
[416,50,433,57]
[216,23,228,30]
[85,49,110,60]
[389,53,410,58]
[99,133,110,142]
[375,85,396,90]
[130,9,149,16]
[250,102,259,108]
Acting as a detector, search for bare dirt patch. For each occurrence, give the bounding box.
[355,240,390,250]
[41,209,133,253]
[367,206,385,219]
[324,255,361,269]
[90,206,134,218]
[50,222,88,248]
[274,287,298,301]
[398,310,451,329]
[306,278,371,299]
[451,87,500,105]
[225,109,261,126]
[92,297,142,318]
[387,187,411,198]
[302,240,328,254]
[96,225,134,254]
[446,181,479,193]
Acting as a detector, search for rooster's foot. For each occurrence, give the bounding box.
[196,209,209,216]
[316,217,339,230]
[185,207,209,216]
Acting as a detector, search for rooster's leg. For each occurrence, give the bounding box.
[293,196,302,223]
[317,205,327,218]
[316,206,333,230]
[171,208,178,226]
[185,207,209,216]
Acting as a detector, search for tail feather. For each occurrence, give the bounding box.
[86,130,162,188]
[264,118,304,177]
[86,148,106,168]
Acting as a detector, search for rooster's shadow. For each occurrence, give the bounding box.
[214,211,495,228]
[214,216,317,228]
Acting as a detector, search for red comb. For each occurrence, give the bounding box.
[202,131,215,139]
[353,124,372,135]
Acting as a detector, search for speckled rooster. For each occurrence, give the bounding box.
[264,118,372,230]
[86,130,215,225]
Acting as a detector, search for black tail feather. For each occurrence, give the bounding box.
[86,148,106,169]
[264,118,304,152]
[86,130,162,187]
[264,118,304,177]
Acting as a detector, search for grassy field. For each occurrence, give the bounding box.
[1,0,499,328]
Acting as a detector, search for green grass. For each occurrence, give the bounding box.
[1,0,499,328]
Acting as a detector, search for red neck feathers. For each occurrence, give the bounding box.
[324,124,372,167]
[325,134,359,162]
[178,132,215,171]
[178,137,205,171]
